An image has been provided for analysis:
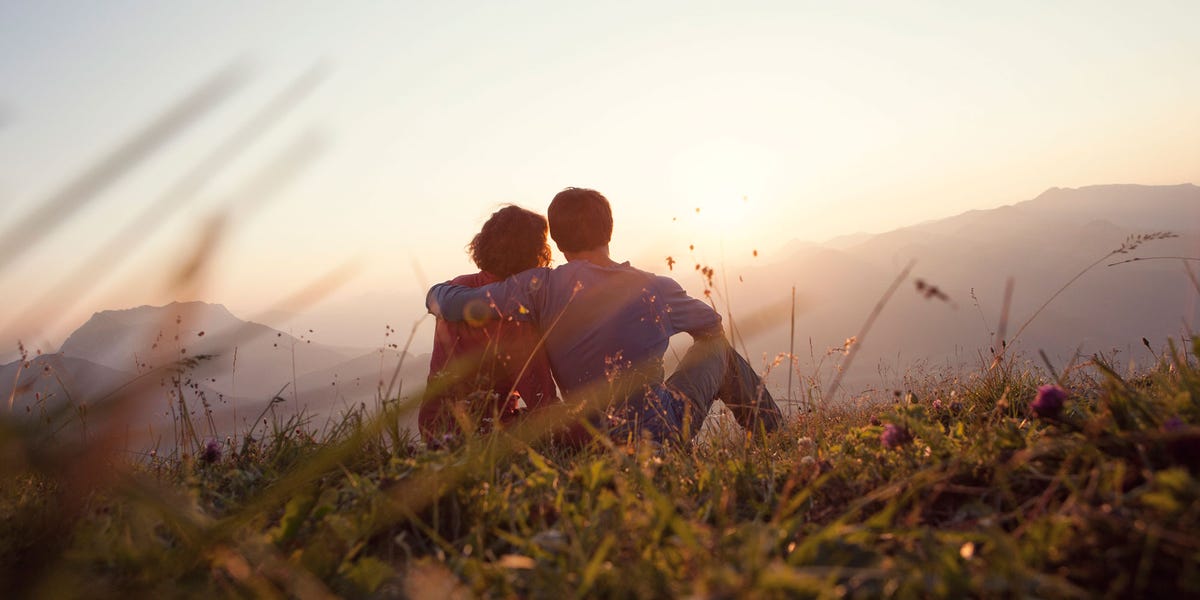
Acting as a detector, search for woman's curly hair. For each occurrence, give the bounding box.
[469,205,552,278]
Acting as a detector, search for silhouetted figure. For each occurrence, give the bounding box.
[419,205,557,447]
[427,188,782,444]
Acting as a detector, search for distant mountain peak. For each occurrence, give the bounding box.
[60,301,262,370]
[57,299,377,402]
[87,300,236,324]
[1029,182,1198,203]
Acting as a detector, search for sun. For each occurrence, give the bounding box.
[668,139,773,241]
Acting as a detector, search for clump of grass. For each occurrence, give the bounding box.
[3,336,1199,597]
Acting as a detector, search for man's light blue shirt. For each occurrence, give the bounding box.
[426,259,722,404]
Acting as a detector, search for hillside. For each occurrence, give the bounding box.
[7,342,1199,597]
[725,184,1200,397]
[0,353,132,412]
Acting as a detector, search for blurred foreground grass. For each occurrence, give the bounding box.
[3,339,1199,598]
[2,67,1198,598]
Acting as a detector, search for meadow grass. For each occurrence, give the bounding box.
[6,66,1198,598]
[2,336,1199,598]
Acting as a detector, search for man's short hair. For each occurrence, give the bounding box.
[547,187,613,253]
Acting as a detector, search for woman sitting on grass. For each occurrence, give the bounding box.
[419,205,558,447]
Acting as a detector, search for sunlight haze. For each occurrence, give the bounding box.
[1,1,1198,350]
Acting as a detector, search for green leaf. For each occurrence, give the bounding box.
[272,492,315,544]
[342,556,394,595]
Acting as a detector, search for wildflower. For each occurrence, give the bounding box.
[200,439,222,464]
[1163,416,1185,432]
[1031,385,1067,419]
[932,399,943,411]
[869,415,881,426]
[881,424,911,449]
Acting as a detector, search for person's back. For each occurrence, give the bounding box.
[427,188,783,443]
[481,259,715,395]
[419,206,557,445]
[424,270,555,404]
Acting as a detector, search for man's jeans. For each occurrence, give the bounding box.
[667,336,784,440]
[609,337,784,443]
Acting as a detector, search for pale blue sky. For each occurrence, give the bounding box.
[1,1,1198,346]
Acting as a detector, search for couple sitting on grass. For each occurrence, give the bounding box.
[420,187,783,448]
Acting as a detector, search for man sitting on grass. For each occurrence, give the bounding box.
[426,187,783,443]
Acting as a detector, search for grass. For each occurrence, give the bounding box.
[3,68,1198,598]
[2,337,1199,598]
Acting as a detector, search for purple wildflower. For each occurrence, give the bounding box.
[429,432,459,451]
[932,399,943,411]
[1031,385,1067,419]
[1163,416,1185,432]
[200,438,222,464]
[869,415,881,427]
[881,424,911,449]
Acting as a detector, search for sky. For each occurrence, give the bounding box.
[1,0,1198,350]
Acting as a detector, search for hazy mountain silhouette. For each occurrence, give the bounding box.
[3,301,428,450]
[729,183,1200,399]
[60,301,360,401]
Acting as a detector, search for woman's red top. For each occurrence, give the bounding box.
[419,271,557,443]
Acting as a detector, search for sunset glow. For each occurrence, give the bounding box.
[0,1,1197,351]
[668,139,770,241]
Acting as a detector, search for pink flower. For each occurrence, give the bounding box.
[881,424,911,449]
[200,438,222,464]
[1031,385,1067,419]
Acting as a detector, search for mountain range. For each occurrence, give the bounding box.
[719,183,1200,400]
